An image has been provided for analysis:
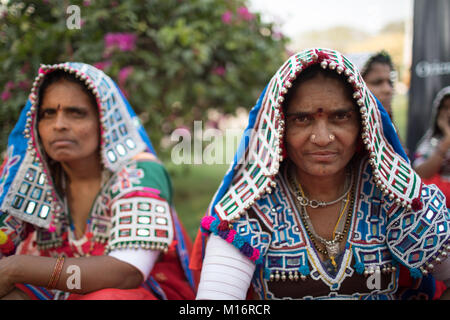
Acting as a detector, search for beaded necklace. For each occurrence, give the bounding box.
[285,164,356,270]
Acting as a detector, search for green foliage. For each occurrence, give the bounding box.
[167,162,229,240]
[0,0,288,158]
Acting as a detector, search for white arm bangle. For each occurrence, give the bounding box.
[202,255,255,279]
[196,234,256,300]
[109,248,160,281]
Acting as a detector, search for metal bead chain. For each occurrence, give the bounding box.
[285,164,356,258]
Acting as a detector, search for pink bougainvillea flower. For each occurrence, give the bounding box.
[5,81,15,90]
[221,11,232,24]
[104,33,137,52]
[1,90,11,101]
[118,66,133,86]
[104,33,115,48]
[118,34,137,51]
[213,66,226,76]
[18,80,30,90]
[237,6,254,21]
[93,60,112,71]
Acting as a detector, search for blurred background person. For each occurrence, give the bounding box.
[347,51,395,120]
[413,86,450,207]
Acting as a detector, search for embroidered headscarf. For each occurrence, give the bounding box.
[212,48,418,220]
[0,62,156,231]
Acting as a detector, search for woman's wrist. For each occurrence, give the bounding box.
[2,255,21,284]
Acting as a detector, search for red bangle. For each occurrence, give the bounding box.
[47,256,65,290]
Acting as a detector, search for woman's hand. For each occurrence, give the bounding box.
[0,256,18,298]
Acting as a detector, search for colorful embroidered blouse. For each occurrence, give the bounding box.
[13,157,175,258]
[221,159,448,299]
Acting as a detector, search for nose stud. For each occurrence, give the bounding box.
[310,134,335,142]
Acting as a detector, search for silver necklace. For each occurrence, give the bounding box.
[284,164,353,208]
[299,200,349,268]
[284,163,355,270]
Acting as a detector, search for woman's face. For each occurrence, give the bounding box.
[364,62,394,115]
[438,97,450,117]
[284,73,360,179]
[38,79,100,164]
[437,97,450,132]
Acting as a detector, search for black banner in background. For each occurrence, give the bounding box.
[407,0,450,155]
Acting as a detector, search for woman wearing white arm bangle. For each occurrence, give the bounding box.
[192,48,450,300]
[197,234,255,299]
[0,63,196,300]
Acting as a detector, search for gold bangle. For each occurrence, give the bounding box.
[47,256,65,290]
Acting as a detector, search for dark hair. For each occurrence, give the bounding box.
[282,64,357,115]
[361,51,394,78]
[37,69,98,119]
[433,95,450,136]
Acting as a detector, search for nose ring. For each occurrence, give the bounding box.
[329,134,335,141]
[310,134,316,142]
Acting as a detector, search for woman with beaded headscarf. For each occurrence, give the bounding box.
[0,63,196,300]
[190,48,450,300]
[347,51,395,120]
[414,87,450,207]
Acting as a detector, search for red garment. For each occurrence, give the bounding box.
[189,229,205,274]
[68,288,157,300]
